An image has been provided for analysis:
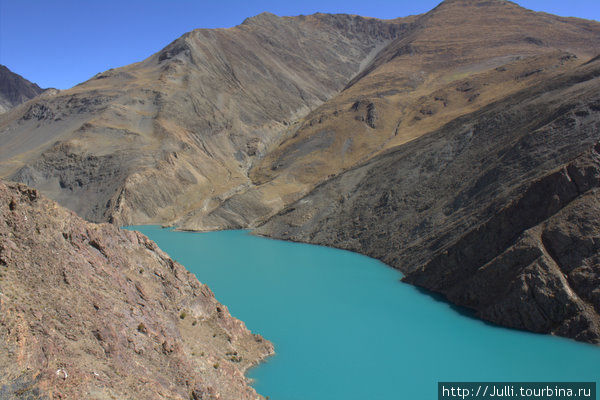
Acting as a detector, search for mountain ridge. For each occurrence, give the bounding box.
[0,12,409,226]
[3,3,600,230]
[198,0,600,231]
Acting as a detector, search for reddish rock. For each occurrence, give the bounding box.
[0,180,273,399]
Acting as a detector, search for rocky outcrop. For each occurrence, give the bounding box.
[257,57,600,343]
[404,147,600,343]
[0,180,273,399]
[0,65,44,114]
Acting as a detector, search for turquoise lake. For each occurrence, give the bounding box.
[128,227,600,399]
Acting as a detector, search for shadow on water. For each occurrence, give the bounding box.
[409,284,482,319]
[408,282,600,346]
[409,283,528,330]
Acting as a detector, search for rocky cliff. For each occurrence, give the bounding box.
[0,179,273,399]
[257,56,600,343]
[0,65,44,114]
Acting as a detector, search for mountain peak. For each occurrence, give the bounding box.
[438,0,512,4]
[430,0,519,13]
[242,11,280,25]
[0,64,44,114]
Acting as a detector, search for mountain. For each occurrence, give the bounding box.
[0,13,406,225]
[207,0,600,231]
[2,2,599,231]
[258,56,600,343]
[2,0,600,344]
[0,65,45,113]
[0,179,272,399]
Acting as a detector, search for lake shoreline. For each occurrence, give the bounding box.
[129,226,600,400]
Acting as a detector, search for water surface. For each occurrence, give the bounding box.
[128,227,600,400]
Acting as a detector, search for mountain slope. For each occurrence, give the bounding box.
[0,179,273,399]
[0,13,407,225]
[202,0,600,232]
[4,2,600,231]
[257,57,600,343]
[0,65,44,113]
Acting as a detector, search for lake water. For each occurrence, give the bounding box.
[127,227,600,400]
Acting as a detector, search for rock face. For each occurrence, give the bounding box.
[0,13,406,226]
[0,65,44,114]
[0,180,273,399]
[257,57,600,343]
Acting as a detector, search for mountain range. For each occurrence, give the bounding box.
[1,0,600,397]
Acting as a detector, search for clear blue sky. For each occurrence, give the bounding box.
[1,0,599,89]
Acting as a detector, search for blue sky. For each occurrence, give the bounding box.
[1,0,599,89]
